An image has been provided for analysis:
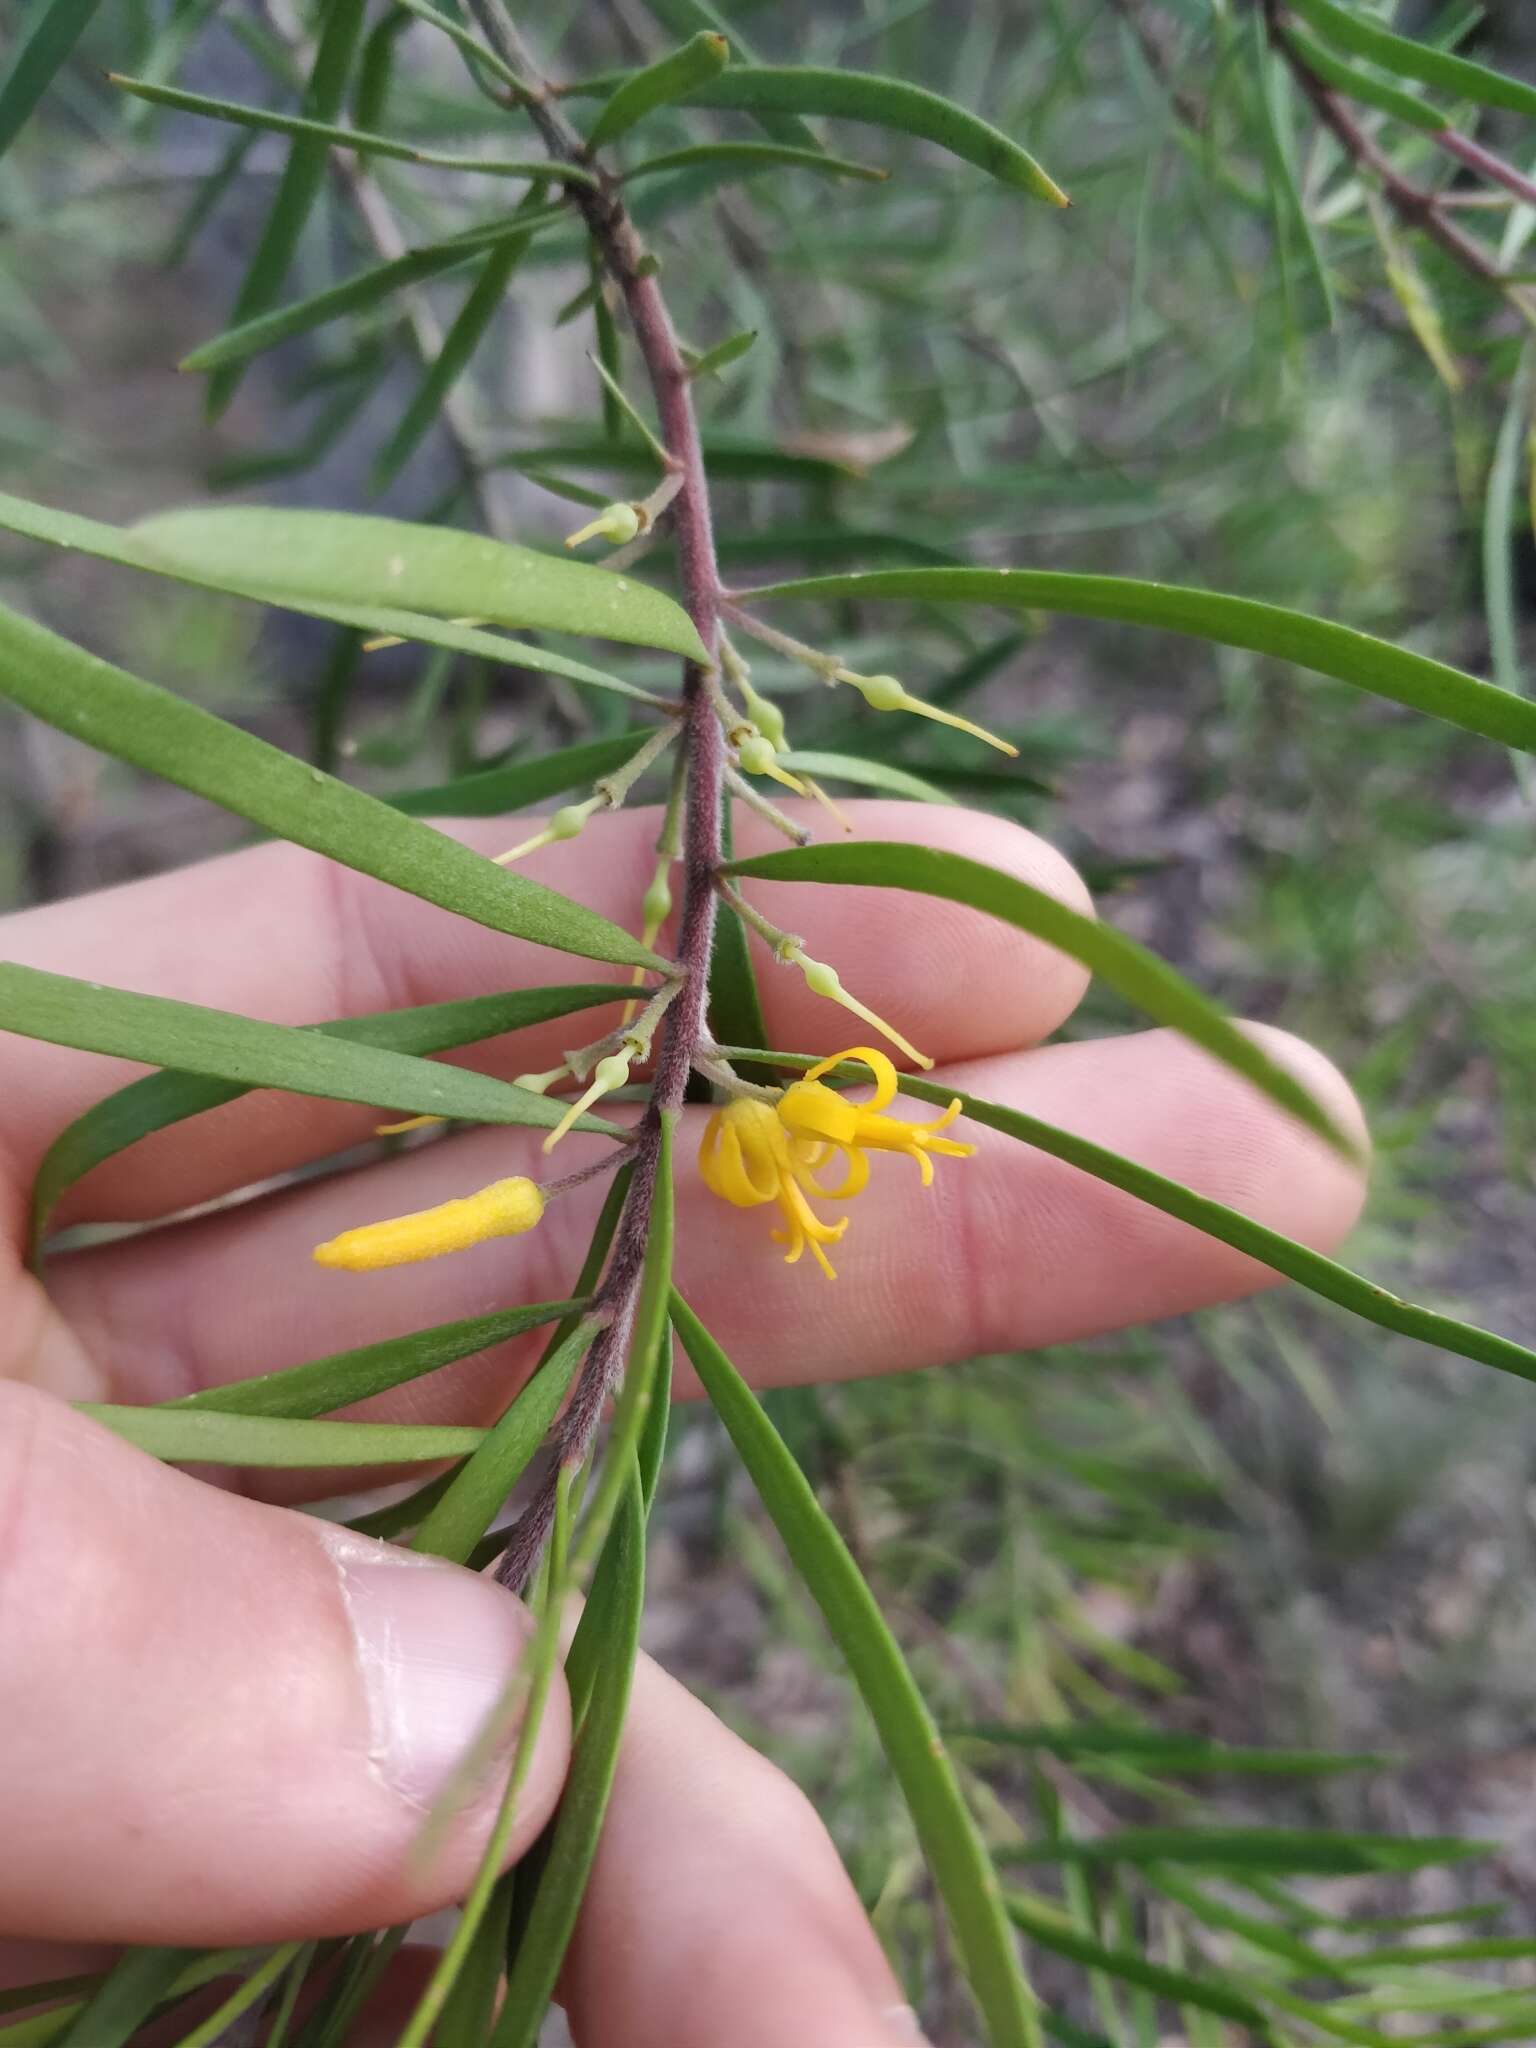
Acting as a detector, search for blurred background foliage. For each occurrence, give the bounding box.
[4,0,1536,2037]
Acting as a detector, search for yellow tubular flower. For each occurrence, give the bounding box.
[313,1176,544,1272]
[698,1048,975,1279]
[698,1097,850,1279]
[777,1047,975,1187]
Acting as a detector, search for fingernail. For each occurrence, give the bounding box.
[320,1526,539,1809]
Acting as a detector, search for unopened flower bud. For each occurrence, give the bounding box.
[563,502,643,549]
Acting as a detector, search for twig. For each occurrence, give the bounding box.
[1264,0,1536,319]
[464,2,731,1571]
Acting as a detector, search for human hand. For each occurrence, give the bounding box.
[0,802,1366,2044]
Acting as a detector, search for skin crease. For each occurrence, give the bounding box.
[0,802,1369,2042]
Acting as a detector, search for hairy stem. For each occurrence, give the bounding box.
[466,2,727,1554]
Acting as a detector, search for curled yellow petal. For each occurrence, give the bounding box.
[313,1176,544,1272]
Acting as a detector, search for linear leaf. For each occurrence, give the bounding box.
[0,484,666,700]
[633,0,820,148]
[1274,26,1442,134]
[182,212,564,373]
[30,984,621,1253]
[54,1948,192,2048]
[0,963,624,1137]
[628,141,884,185]
[683,327,759,381]
[205,0,367,418]
[574,65,1067,205]
[587,31,730,148]
[720,1052,1536,1387]
[724,843,1357,1157]
[1289,0,1536,122]
[493,1474,646,2048]
[411,1319,595,1562]
[372,237,528,491]
[1005,1896,1264,2029]
[0,0,105,159]
[80,1405,486,1467]
[779,749,957,803]
[956,1725,1385,1775]
[743,568,1536,754]
[167,1300,584,1421]
[496,430,850,485]
[132,507,708,659]
[108,73,594,181]
[0,604,663,968]
[1004,1828,1490,1876]
[671,1293,1040,2048]
[161,1945,302,2048]
[392,734,644,816]
[573,1114,674,1573]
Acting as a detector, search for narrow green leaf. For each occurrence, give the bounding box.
[741,568,1536,756]
[0,962,623,1137]
[393,733,644,816]
[587,31,730,149]
[632,0,821,149]
[30,984,621,1253]
[167,1300,584,1421]
[631,142,883,186]
[205,0,368,418]
[574,64,1068,204]
[1005,1896,1264,2029]
[493,1474,646,2048]
[682,326,760,381]
[54,1948,192,2048]
[573,1114,675,1574]
[433,1881,512,2047]
[496,431,849,486]
[724,843,1357,1158]
[1289,0,1536,122]
[182,212,564,374]
[708,802,775,1090]
[779,749,957,803]
[1348,1934,1536,1970]
[0,0,105,159]
[956,1725,1385,1775]
[388,0,526,94]
[411,1319,596,1562]
[373,238,528,491]
[163,1945,302,2048]
[132,506,708,660]
[0,604,663,969]
[1274,26,1442,133]
[671,1293,1041,2048]
[0,484,666,702]
[1003,1828,1491,1876]
[79,1405,487,1468]
[1144,1867,1337,1977]
[107,74,597,181]
[720,1052,1536,1387]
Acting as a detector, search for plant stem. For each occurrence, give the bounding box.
[465,0,727,1529]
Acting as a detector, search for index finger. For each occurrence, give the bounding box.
[1,800,1091,1227]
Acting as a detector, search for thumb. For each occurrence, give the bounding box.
[0,1384,570,1946]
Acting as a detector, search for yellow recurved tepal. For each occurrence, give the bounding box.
[698,1046,974,1281]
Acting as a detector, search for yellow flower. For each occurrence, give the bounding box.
[698,1047,974,1280]
[313,1175,543,1272]
[698,1096,850,1279]
[778,1047,975,1187]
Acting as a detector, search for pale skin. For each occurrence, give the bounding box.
[0,799,1368,2044]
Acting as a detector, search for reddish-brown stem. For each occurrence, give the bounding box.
[1264,0,1529,304]
[465,4,726,1571]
